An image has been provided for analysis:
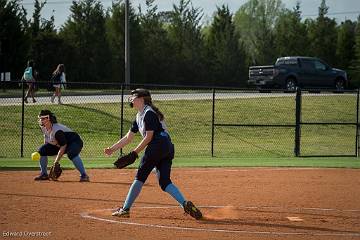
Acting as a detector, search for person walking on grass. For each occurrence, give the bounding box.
[104,88,202,220]
[50,64,66,104]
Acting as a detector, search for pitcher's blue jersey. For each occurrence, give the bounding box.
[131,105,168,138]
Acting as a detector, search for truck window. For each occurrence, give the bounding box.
[301,60,315,70]
[275,59,297,66]
[314,60,327,71]
[275,60,284,66]
[284,59,298,65]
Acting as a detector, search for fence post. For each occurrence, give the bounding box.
[294,88,302,157]
[21,81,25,157]
[356,89,359,157]
[211,88,216,157]
[120,84,124,155]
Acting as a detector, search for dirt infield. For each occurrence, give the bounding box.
[1,168,360,240]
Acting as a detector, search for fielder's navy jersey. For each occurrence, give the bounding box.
[131,105,167,138]
[41,123,81,147]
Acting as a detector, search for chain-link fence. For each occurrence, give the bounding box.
[0,82,215,159]
[212,89,297,157]
[0,81,358,159]
[299,90,358,156]
[212,88,359,157]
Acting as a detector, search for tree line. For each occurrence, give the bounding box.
[1,0,360,87]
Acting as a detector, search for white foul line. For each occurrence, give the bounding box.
[80,206,360,237]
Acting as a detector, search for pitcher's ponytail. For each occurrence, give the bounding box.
[131,88,164,120]
[144,96,164,121]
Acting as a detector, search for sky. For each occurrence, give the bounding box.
[21,0,360,29]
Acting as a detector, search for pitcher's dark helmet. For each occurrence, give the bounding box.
[128,88,151,107]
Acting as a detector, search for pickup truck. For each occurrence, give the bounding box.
[247,56,348,91]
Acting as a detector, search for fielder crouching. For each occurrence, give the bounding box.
[34,109,90,182]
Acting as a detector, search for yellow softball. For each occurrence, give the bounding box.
[31,152,40,161]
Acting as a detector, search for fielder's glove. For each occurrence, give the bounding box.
[113,151,138,169]
[49,162,62,180]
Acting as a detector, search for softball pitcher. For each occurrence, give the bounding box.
[34,110,90,182]
[104,89,202,220]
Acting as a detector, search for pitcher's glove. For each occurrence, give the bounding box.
[114,151,138,169]
[49,162,62,180]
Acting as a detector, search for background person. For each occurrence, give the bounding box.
[35,109,90,182]
[50,64,65,104]
[104,88,202,219]
[23,60,38,103]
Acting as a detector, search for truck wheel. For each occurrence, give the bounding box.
[335,79,344,91]
[285,79,297,91]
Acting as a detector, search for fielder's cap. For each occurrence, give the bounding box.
[131,88,151,98]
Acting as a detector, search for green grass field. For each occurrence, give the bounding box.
[0,93,358,169]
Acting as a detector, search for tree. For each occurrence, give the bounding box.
[27,0,60,82]
[106,0,142,84]
[138,0,173,84]
[350,16,360,87]
[30,0,46,39]
[234,0,284,65]
[60,0,111,83]
[205,4,246,86]
[336,20,356,70]
[306,0,337,65]
[106,1,125,84]
[0,0,29,79]
[32,32,68,84]
[274,1,308,57]
[167,0,206,85]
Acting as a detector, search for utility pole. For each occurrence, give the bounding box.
[124,0,130,86]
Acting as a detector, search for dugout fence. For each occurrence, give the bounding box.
[0,81,358,158]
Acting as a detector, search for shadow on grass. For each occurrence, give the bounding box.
[64,104,122,121]
[237,137,288,157]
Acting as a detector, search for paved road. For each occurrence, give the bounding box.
[0,92,350,106]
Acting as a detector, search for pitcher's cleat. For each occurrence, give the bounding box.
[34,174,49,181]
[79,175,90,182]
[183,201,203,220]
[112,208,130,218]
